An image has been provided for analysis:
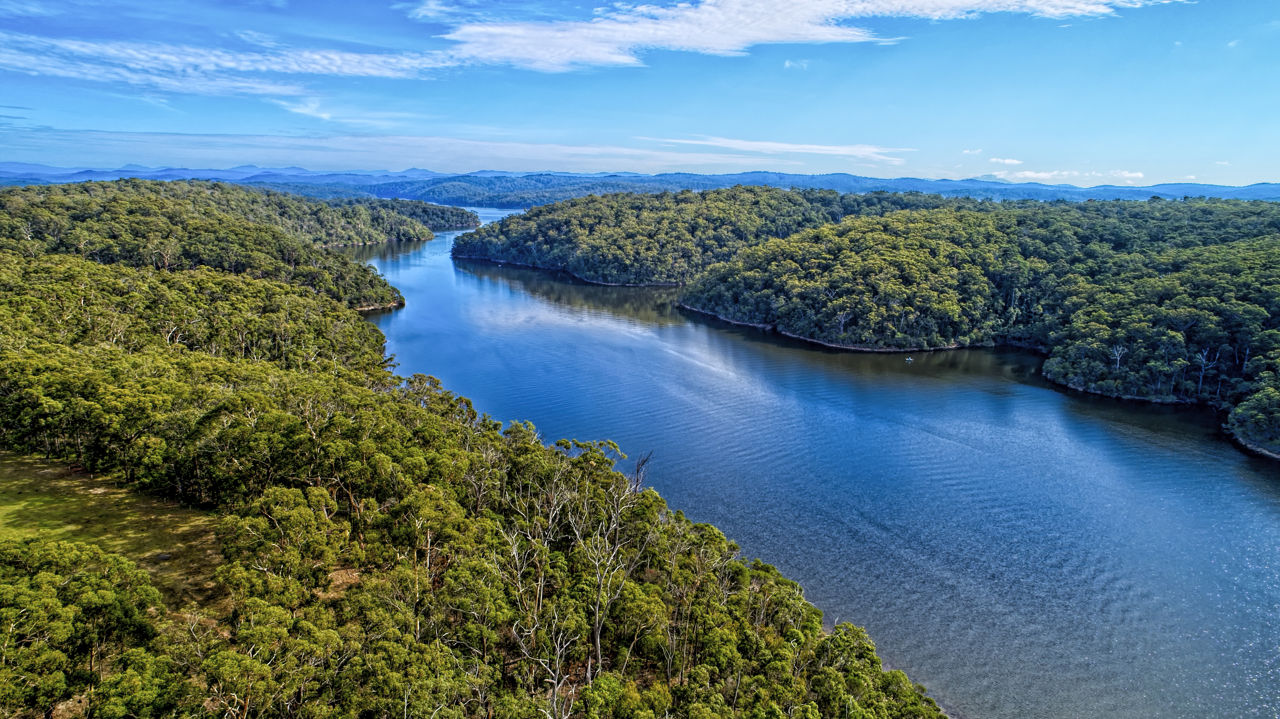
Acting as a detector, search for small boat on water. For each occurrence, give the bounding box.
[905,356,914,363]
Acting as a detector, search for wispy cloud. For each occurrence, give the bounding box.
[784,59,810,70]
[0,0,1182,97]
[269,99,439,128]
[0,31,451,96]
[962,148,983,154]
[0,125,793,173]
[0,0,59,17]
[271,98,331,120]
[440,2,881,72]
[403,0,562,23]
[435,0,1179,71]
[234,30,282,49]
[994,168,1145,184]
[641,135,913,164]
[990,157,1023,165]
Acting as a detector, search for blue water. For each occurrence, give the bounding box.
[350,211,1280,719]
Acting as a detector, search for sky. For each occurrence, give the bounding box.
[0,0,1276,185]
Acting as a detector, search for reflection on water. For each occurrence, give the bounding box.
[350,215,1280,719]
[453,259,686,327]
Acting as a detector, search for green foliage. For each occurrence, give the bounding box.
[453,187,965,285]
[325,197,481,231]
[0,179,406,309]
[0,181,944,717]
[0,252,387,372]
[461,190,1280,450]
[0,539,195,718]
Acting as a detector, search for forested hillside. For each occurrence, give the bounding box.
[456,190,1280,456]
[452,187,968,284]
[0,181,942,719]
[0,180,410,309]
[326,196,481,231]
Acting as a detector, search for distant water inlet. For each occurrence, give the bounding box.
[349,211,1280,719]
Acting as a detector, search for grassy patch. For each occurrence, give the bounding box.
[0,452,221,606]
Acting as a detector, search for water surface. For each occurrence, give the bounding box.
[352,213,1280,719]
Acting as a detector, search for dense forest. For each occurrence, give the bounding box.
[455,189,1280,456]
[452,187,966,285]
[325,196,481,231]
[0,181,942,719]
[0,180,412,310]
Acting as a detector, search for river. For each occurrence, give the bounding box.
[347,210,1280,719]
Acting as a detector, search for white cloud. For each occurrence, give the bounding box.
[0,43,304,96]
[992,168,1146,184]
[441,2,880,72]
[437,0,1177,71]
[0,31,453,96]
[784,59,810,70]
[1184,175,1196,180]
[0,0,58,16]
[641,135,913,164]
[990,157,1023,165]
[0,0,1181,96]
[0,125,796,173]
[1216,160,1231,166]
[962,148,983,154]
[235,30,282,49]
[1227,38,1240,48]
[271,98,332,120]
[269,100,440,129]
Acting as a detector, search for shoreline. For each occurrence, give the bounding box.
[353,299,405,312]
[318,223,482,249]
[451,254,683,287]
[431,253,1272,463]
[1232,433,1280,461]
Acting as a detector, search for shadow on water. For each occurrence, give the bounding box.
[453,258,686,327]
[344,239,435,264]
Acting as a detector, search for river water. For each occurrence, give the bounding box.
[349,211,1280,719]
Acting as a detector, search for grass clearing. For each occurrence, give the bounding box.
[0,452,222,606]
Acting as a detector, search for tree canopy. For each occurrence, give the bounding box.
[456,189,1280,455]
[0,179,942,718]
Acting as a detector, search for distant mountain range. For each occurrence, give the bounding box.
[4,162,1279,207]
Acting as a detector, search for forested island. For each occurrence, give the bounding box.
[0,180,942,719]
[453,187,1280,457]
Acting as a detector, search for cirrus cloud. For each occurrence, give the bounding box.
[435,0,1179,71]
[993,168,1146,184]
[640,135,913,164]
[0,0,1183,97]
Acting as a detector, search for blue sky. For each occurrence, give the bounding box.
[0,0,1276,184]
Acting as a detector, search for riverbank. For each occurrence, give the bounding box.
[1232,433,1280,461]
[354,298,406,312]
[678,302,966,353]
[447,253,1273,462]
[451,254,684,287]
